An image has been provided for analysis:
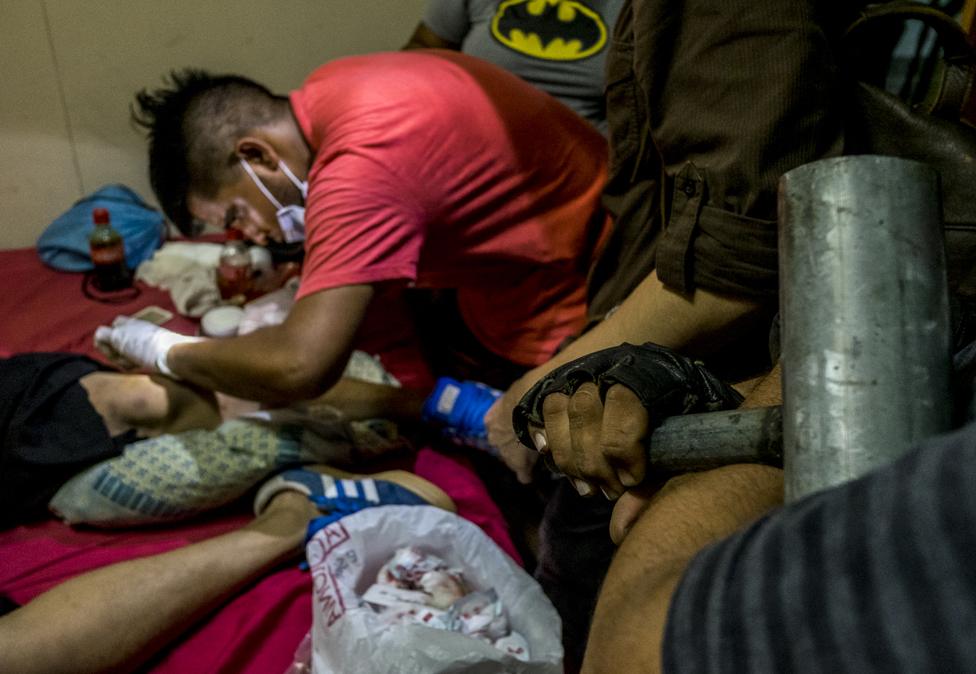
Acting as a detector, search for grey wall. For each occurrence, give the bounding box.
[0,0,425,248]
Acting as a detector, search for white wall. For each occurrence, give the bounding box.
[0,0,425,249]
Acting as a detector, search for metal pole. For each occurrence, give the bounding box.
[647,406,783,472]
[778,155,952,502]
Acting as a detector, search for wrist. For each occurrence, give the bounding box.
[155,348,177,378]
[156,338,202,379]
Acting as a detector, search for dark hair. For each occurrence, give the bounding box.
[131,69,287,235]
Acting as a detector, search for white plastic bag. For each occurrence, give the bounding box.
[306,505,563,674]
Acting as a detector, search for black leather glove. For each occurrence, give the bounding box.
[512,342,743,449]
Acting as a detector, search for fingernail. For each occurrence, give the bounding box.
[619,470,639,488]
[573,479,593,497]
[532,432,548,453]
[600,486,618,500]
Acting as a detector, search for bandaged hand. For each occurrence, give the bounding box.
[94,316,205,377]
[512,343,743,499]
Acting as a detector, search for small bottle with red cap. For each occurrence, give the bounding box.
[216,228,253,301]
[88,207,132,291]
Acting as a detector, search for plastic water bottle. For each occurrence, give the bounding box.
[88,207,132,291]
[421,377,502,454]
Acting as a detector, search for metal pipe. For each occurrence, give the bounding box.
[778,155,952,502]
[647,406,783,472]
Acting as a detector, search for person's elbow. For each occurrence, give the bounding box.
[270,349,343,401]
[264,283,372,402]
[251,332,345,402]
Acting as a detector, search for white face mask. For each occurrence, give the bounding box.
[239,159,308,243]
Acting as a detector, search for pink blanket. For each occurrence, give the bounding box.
[0,245,518,672]
[0,447,517,673]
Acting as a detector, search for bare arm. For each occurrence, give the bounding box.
[516,270,765,396]
[167,285,374,405]
[583,463,783,674]
[403,22,460,50]
[487,270,766,480]
[736,360,782,409]
[535,363,785,672]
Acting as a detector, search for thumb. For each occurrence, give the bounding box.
[609,487,657,545]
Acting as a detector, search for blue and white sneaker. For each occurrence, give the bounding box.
[253,465,456,541]
[421,377,502,454]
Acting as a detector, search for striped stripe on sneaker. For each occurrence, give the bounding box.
[253,465,455,517]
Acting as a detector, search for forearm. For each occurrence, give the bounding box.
[488,272,767,477]
[167,324,347,404]
[583,464,783,674]
[736,360,782,409]
[522,271,765,393]
[167,285,374,405]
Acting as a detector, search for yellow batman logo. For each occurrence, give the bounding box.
[490,0,607,61]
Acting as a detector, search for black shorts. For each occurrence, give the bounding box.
[0,353,132,528]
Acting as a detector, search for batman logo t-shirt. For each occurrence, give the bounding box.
[421,0,625,132]
[491,0,607,61]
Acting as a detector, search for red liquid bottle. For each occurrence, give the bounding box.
[217,229,253,300]
[88,207,132,291]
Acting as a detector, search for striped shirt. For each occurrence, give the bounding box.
[664,421,976,673]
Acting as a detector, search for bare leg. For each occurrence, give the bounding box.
[0,490,317,674]
[79,372,425,438]
[79,372,222,437]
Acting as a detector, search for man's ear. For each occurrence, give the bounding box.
[234,137,280,170]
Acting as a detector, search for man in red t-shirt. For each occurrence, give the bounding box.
[98,51,607,405]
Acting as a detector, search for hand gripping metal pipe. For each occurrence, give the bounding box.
[644,156,951,504]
